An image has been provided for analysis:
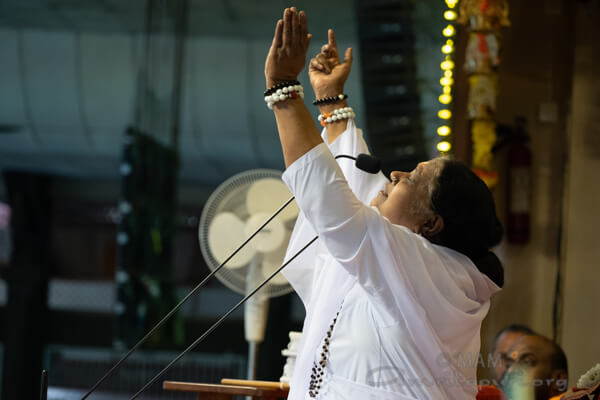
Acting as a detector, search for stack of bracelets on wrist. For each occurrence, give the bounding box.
[318,106,355,126]
[264,80,300,97]
[312,93,348,106]
[264,80,304,109]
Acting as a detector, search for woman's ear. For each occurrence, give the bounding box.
[420,214,444,239]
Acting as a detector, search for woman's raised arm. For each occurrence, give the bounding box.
[264,7,322,167]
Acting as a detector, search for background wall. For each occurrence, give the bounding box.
[480,0,571,345]
[560,0,600,383]
[477,0,600,384]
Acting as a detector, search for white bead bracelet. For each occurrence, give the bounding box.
[264,84,304,109]
[317,106,355,126]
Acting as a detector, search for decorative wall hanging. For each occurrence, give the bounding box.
[458,0,510,187]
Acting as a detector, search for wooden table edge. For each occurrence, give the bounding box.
[163,381,289,397]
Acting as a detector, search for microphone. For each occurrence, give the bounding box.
[356,154,382,174]
[335,153,382,174]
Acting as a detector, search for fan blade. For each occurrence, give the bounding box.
[244,212,285,253]
[246,178,299,222]
[208,212,255,268]
[261,229,291,286]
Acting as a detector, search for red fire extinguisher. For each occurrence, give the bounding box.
[506,117,532,244]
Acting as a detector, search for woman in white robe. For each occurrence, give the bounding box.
[268,8,504,399]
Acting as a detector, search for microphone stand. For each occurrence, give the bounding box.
[128,236,318,400]
[40,370,48,400]
[80,196,296,400]
[81,153,379,399]
[126,153,378,398]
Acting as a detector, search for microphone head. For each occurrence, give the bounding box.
[355,154,382,174]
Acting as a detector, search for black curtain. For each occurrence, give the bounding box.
[1,171,52,400]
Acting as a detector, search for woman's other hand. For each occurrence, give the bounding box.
[309,29,353,98]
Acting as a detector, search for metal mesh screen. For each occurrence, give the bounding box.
[44,346,245,400]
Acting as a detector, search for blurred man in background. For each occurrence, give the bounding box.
[503,334,568,400]
[492,324,536,382]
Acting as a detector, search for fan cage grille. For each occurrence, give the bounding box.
[199,169,295,298]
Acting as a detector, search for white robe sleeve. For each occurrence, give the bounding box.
[281,120,387,305]
[282,144,392,299]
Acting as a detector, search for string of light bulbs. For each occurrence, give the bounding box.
[436,0,459,154]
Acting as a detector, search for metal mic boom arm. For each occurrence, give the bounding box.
[126,152,379,398]
[128,236,319,400]
[81,153,376,399]
[80,196,296,400]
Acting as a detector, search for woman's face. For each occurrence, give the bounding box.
[370,160,440,232]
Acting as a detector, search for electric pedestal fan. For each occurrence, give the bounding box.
[198,169,299,380]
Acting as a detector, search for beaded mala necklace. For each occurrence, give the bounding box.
[308,305,343,398]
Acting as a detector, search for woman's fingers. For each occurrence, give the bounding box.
[343,47,353,66]
[271,19,283,49]
[315,54,331,73]
[315,53,328,63]
[299,11,310,50]
[291,7,300,46]
[328,29,338,53]
[339,47,353,77]
[266,8,311,86]
[282,8,292,48]
[310,58,327,73]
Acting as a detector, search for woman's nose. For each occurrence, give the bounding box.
[390,171,407,182]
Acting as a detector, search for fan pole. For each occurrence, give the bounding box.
[245,257,269,379]
[247,341,259,380]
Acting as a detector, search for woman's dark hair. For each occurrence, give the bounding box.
[430,159,504,287]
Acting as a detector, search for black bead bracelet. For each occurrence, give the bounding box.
[264,80,301,97]
[312,93,348,106]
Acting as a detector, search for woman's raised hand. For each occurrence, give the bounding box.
[265,7,312,89]
[309,29,353,98]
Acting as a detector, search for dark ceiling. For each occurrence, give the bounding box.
[0,0,356,38]
[0,0,360,185]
